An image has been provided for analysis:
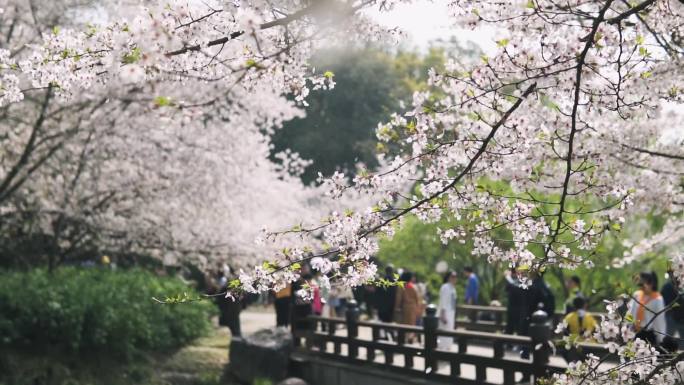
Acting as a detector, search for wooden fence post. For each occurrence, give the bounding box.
[423,304,438,373]
[530,303,552,382]
[345,299,360,359]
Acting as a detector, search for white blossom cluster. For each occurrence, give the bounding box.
[0,0,384,270]
[1,0,684,381]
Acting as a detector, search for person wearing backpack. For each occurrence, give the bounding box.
[661,270,684,348]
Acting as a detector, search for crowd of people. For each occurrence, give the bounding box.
[503,268,684,361]
[268,265,477,344]
[205,262,684,359]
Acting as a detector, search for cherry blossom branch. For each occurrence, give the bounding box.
[543,0,615,262]
[617,142,684,161]
[360,82,537,238]
[165,0,372,56]
[0,86,53,203]
[606,0,657,25]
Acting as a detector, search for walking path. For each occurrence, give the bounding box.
[241,307,278,335]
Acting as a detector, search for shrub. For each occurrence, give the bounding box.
[0,267,215,358]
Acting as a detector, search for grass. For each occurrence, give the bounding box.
[0,325,232,385]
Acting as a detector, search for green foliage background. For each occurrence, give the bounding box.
[271,46,447,184]
[0,268,215,359]
[377,211,671,310]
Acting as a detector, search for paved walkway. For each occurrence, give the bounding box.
[241,307,278,335]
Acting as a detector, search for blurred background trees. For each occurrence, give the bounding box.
[270,46,447,184]
[268,43,676,310]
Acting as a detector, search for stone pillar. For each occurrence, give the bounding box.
[423,304,439,373]
[529,303,552,381]
[345,299,360,359]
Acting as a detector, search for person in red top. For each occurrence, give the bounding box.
[311,271,323,316]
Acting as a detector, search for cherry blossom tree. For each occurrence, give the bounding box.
[0,0,352,268]
[1,0,684,383]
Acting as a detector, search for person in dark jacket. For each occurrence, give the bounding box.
[376,266,397,321]
[504,268,527,336]
[520,272,555,359]
[661,271,684,348]
[375,265,397,340]
[564,275,585,314]
[209,267,242,337]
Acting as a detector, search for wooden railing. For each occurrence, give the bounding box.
[291,302,612,385]
[455,304,606,333]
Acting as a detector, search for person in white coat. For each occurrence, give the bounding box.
[627,271,667,345]
[438,271,458,350]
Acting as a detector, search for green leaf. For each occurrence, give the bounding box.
[539,93,560,111]
[593,32,603,43]
[611,223,622,231]
[526,0,535,8]
[467,111,480,121]
[262,261,279,272]
[246,59,262,69]
[52,26,60,35]
[639,46,650,57]
[496,39,510,48]
[505,95,518,103]
[640,71,652,79]
[323,70,334,79]
[153,96,172,107]
[636,34,644,45]
[122,47,142,64]
[85,24,98,38]
[669,86,679,98]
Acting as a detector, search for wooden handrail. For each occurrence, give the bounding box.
[457,304,507,312]
[357,319,423,333]
[292,303,615,385]
[456,304,606,322]
[437,328,532,344]
[308,315,347,323]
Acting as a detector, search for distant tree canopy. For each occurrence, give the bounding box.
[377,180,672,310]
[271,46,447,184]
